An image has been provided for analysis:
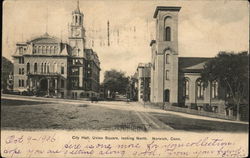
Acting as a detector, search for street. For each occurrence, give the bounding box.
[1,94,248,132]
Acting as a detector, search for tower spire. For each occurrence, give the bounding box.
[77,0,80,11]
[45,6,48,34]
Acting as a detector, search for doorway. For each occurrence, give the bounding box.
[40,79,48,91]
[164,89,170,102]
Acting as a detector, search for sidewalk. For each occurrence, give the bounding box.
[138,101,249,125]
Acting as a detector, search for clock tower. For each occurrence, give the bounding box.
[69,0,86,58]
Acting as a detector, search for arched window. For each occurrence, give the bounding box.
[61,63,64,74]
[42,46,46,54]
[183,78,189,98]
[44,63,47,73]
[165,27,171,41]
[33,46,36,54]
[47,63,50,73]
[27,63,30,73]
[41,63,43,73]
[46,46,49,54]
[34,63,38,73]
[38,46,42,53]
[166,54,170,64]
[165,70,169,80]
[196,79,204,99]
[54,46,58,53]
[211,80,218,99]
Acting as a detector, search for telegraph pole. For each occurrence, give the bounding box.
[107,20,110,46]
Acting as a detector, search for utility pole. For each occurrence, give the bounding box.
[107,20,110,46]
[143,66,146,107]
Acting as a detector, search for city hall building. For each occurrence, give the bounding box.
[12,2,100,99]
[149,6,233,116]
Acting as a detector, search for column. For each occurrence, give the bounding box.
[28,78,31,90]
[29,78,33,91]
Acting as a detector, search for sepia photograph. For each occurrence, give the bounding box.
[1,0,249,157]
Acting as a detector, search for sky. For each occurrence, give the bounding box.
[2,0,249,82]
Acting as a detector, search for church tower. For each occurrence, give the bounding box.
[69,0,86,58]
[151,6,181,104]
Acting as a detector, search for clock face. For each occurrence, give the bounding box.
[73,28,81,37]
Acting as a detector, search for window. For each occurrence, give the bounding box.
[61,64,64,74]
[34,63,38,73]
[165,70,169,80]
[19,80,21,87]
[54,46,58,53]
[76,15,78,23]
[44,63,47,73]
[72,78,79,88]
[19,68,22,75]
[47,63,50,73]
[79,16,82,24]
[165,27,171,41]
[54,63,57,73]
[19,47,23,54]
[42,46,46,54]
[27,63,30,73]
[33,46,37,54]
[21,80,24,87]
[41,63,43,73]
[196,79,204,99]
[22,68,25,75]
[211,81,218,99]
[71,68,79,75]
[61,79,64,88]
[38,46,42,53]
[46,46,49,54]
[166,54,170,64]
[183,78,189,98]
[19,57,24,64]
[50,46,53,54]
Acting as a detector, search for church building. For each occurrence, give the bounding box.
[12,1,100,99]
[150,6,231,116]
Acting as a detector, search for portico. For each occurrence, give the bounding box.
[27,73,64,96]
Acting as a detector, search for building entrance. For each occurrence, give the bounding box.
[40,79,48,91]
[164,89,170,102]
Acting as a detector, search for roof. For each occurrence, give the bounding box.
[28,33,61,44]
[72,0,82,14]
[179,57,212,73]
[153,6,181,18]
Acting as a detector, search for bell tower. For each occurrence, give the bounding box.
[153,6,181,104]
[69,0,86,58]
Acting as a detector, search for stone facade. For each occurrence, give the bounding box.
[12,2,100,99]
[150,6,230,116]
